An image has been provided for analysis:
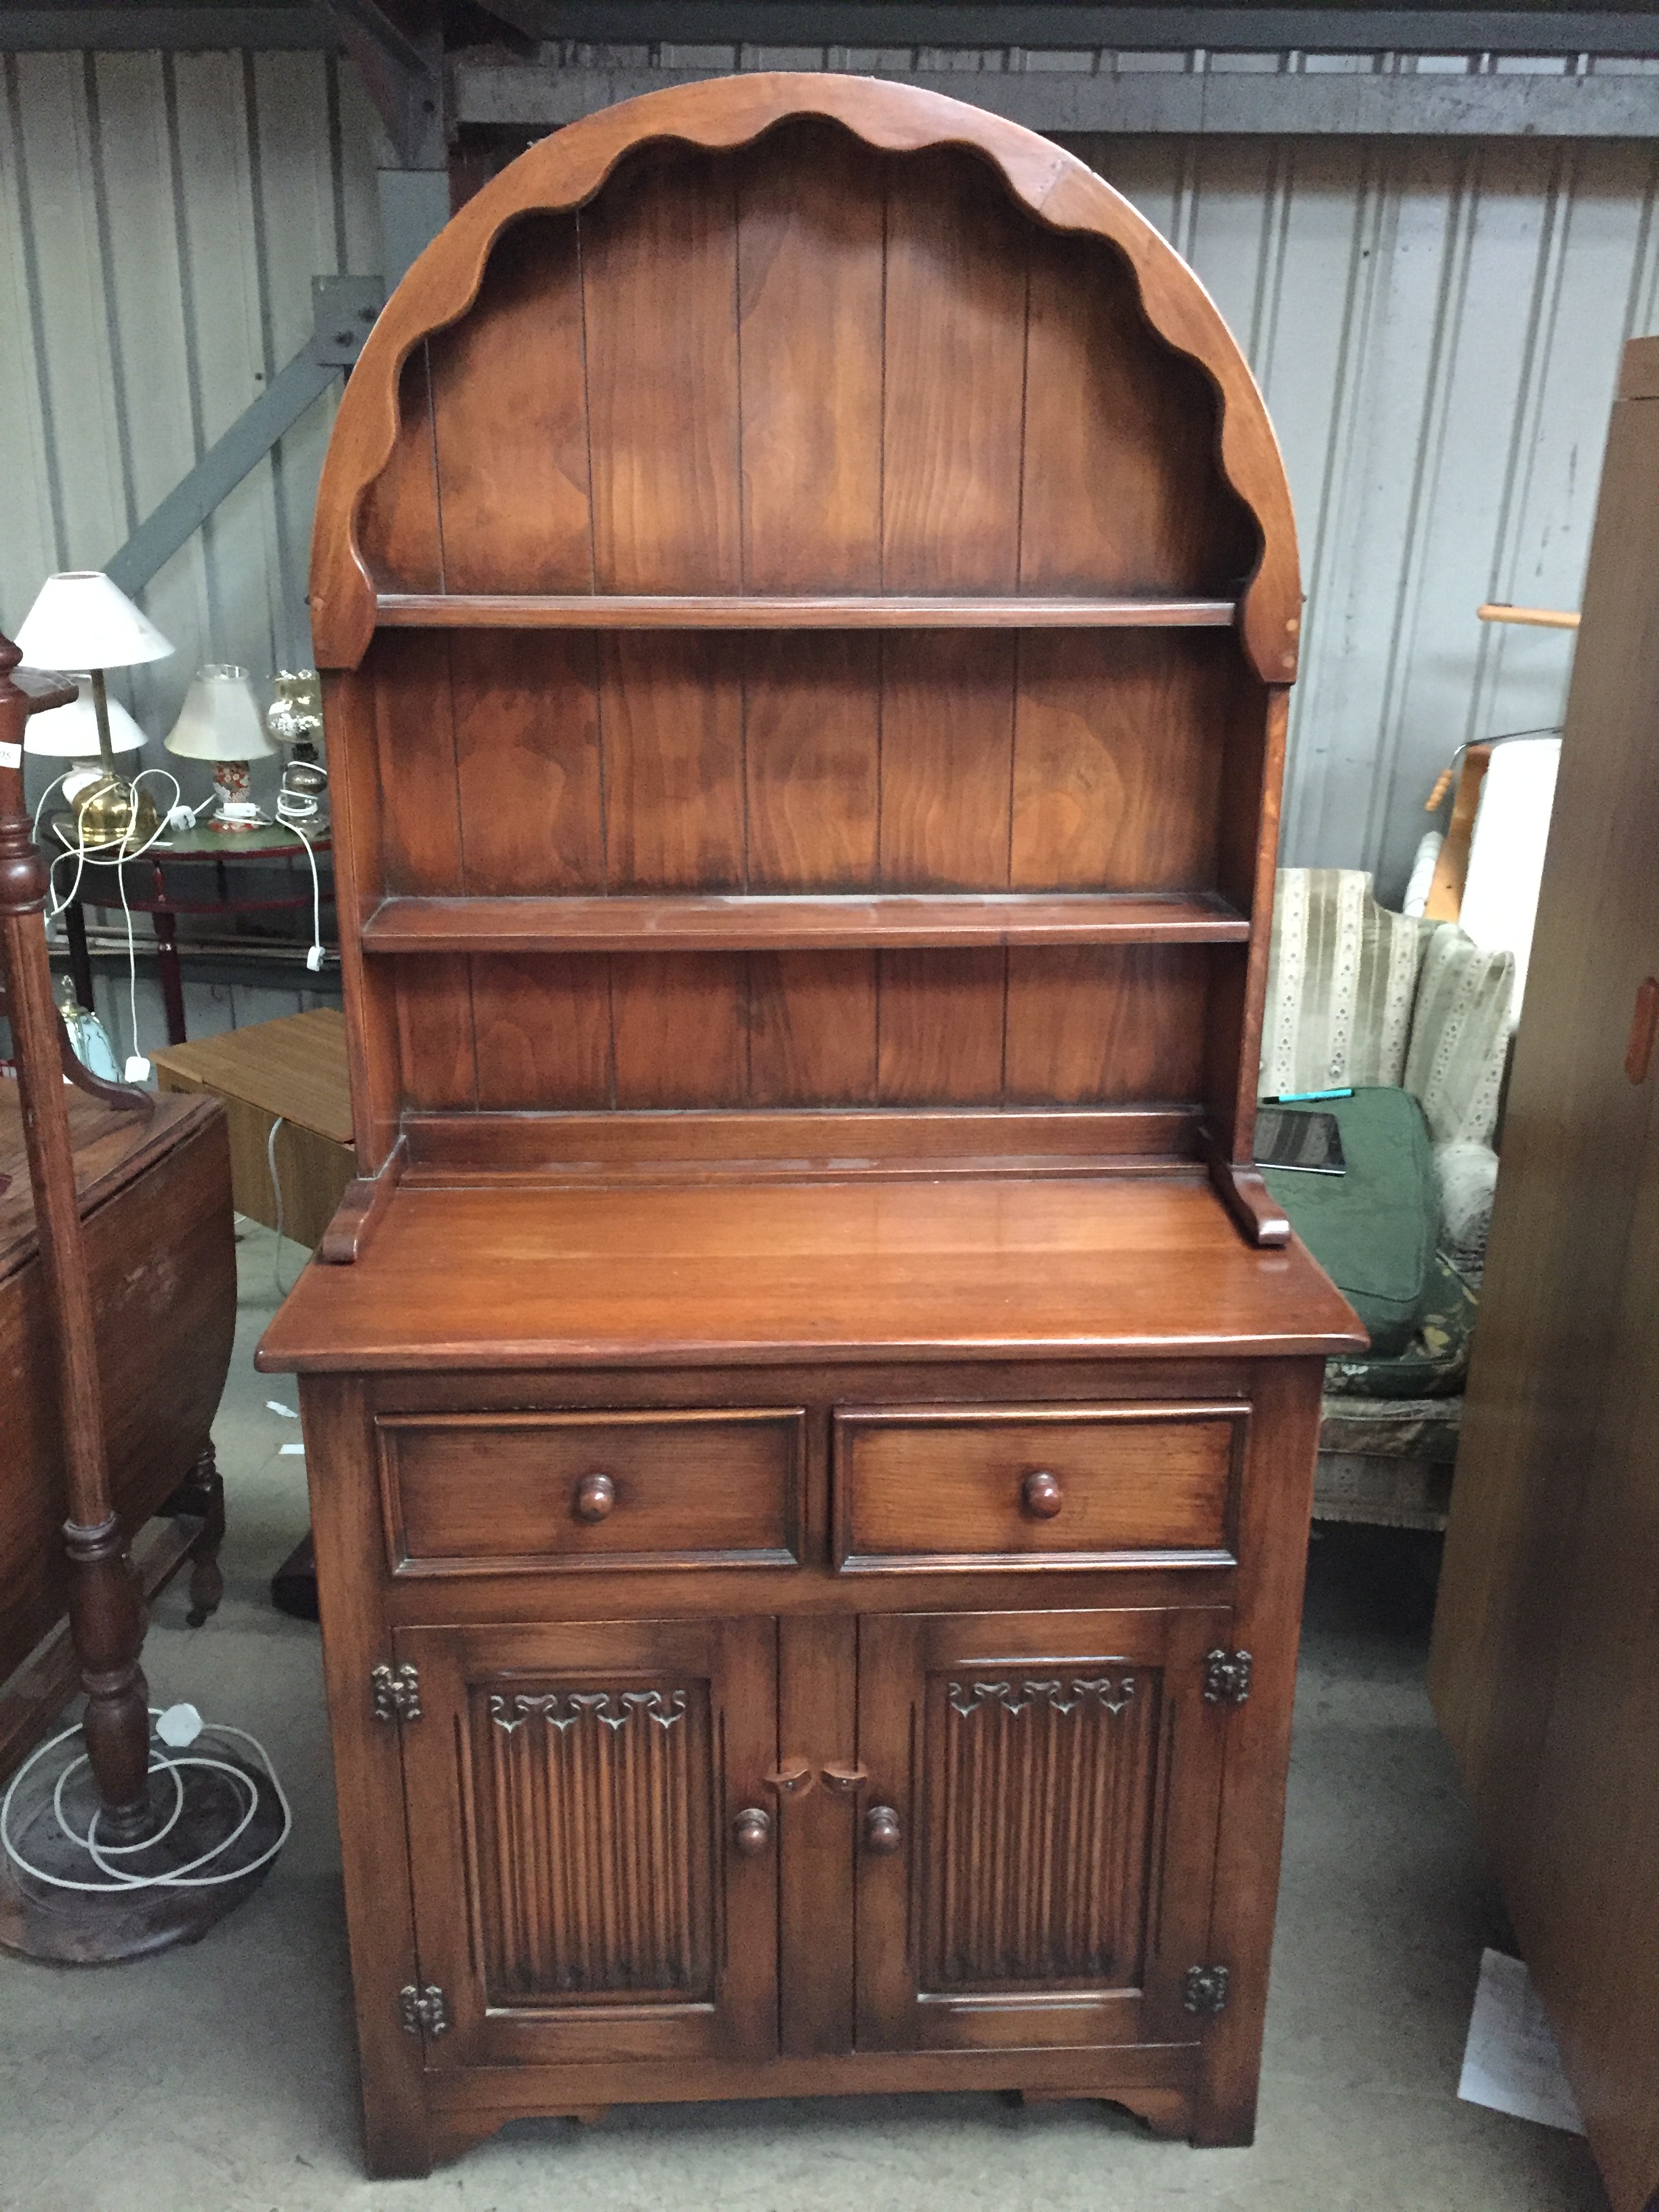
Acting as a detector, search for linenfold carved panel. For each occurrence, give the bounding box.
[487,1688,689,1732]
[468,1675,713,2007]
[924,1667,1160,1992]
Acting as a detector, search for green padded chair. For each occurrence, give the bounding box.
[1257,868,1514,1530]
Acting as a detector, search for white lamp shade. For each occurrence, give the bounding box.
[164,664,275,762]
[23,676,146,757]
[15,571,173,672]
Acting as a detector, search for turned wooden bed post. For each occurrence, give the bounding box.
[0,631,154,1843]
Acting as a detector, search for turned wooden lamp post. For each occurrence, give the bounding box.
[0,631,157,1847]
[1,627,283,1962]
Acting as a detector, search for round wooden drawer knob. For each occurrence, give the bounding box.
[864,1805,902,1856]
[575,1473,615,1523]
[1021,1469,1064,1519]
[733,1806,773,1856]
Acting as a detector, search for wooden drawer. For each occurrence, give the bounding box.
[832,1402,1244,1572]
[377,1408,804,1575]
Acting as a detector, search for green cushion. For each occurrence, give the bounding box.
[1324,1252,1477,1400]
[1261,1087,1437,1357]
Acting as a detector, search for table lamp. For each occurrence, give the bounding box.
[268,669,329,832]
[24,678,149,831]
[14,571,173,849]
[164,664,275,831]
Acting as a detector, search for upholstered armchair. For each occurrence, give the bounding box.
[1258,868,1515,1530]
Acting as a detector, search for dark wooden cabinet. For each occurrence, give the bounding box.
[260,73,1359,2175]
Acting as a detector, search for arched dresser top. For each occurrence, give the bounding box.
[310,72,1300,683]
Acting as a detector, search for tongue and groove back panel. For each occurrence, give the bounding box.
[321,100,1294,1162]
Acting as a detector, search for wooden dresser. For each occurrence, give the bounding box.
[257,74,1361,2177]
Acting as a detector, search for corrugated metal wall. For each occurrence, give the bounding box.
[3,58,1654,944]
[0,46,381,748]
[1073,132,1659,899]
[0,47,382,1050]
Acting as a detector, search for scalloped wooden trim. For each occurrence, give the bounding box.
[311,73,1300,680]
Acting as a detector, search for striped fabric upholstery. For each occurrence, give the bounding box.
[1403,926,1515,1147]
[1258,869,1429,1099]
[1258,870,1517,1279]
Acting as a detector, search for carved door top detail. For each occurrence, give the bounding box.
[487,1687,688,1734]
[947,1675,1138,1719]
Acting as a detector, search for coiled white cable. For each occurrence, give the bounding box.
[0,1708,291,1893]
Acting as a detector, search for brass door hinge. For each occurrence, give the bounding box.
[371,1662,422,1723]
[1183,1964,1231,2015]
[398,1982,449,2037]
[1202,1649,1252,1705]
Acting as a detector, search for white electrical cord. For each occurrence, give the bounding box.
[286,813,326,974]
[47,766,183,900]
[0,1708,291,1894]
[35,767,182,1078]
[267,1113,294,1298]
[115,837,142,1077]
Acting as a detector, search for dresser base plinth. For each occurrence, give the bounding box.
[377,2050,1212,2178]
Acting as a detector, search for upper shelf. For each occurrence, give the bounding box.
[373,593,1240,633]
[363,892,1250,955]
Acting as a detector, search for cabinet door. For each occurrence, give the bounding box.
[394,1616,778,2067]
[855,1606,1232,2052]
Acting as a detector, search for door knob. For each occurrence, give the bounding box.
[732,1806,773,1856]
[863,1804,902,1855]
[1021,1469,1064,1519]
[575,1473,615,1523]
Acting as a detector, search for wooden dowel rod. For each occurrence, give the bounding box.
[1477,602,1580,630]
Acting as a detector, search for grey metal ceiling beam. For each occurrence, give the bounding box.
[468,0,551,39]
[455,56,1659,134]
[321,0,447,165]
[527,6,1659,56]
[0,7,344,49]
[326,0,434,78]
[5,4,1659,56]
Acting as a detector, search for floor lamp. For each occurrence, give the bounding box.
[0,630,283,1961]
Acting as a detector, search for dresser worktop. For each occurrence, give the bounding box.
[256,1173,1363,1374]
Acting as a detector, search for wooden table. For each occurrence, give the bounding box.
[152,1008,354,1251]
[52,818,333,1046]
[1,1082,234,1778]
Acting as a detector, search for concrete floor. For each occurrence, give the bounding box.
[0,1226,1611,2212]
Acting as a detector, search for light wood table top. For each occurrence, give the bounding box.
[150,1008,352,1146]
[258,1172,1364,1372]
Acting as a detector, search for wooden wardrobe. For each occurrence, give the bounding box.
[258,73,1360,2176]
[1430,335,1659,2212]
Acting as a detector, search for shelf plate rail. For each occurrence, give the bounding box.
[373,593,1241,632]
[361,892,1252,955]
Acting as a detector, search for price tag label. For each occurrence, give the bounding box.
[0,742,22,769]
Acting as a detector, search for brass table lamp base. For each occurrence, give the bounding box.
[71,771,162,853]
